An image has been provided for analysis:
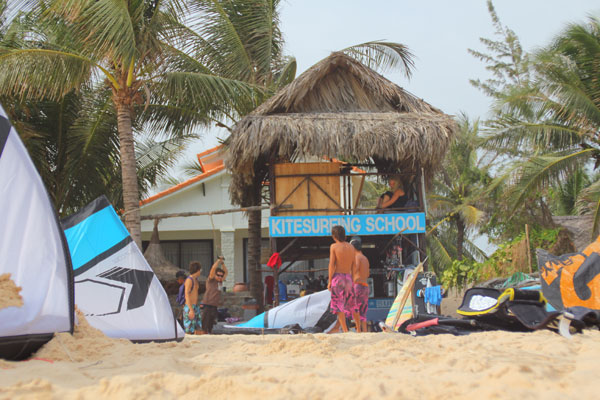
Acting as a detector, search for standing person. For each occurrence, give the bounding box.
[183,262,202,335]
[328,225,356,333]
[350,237,370,333]
[376,175,407,212]
[201,257,228,334]
[175,270,187,325]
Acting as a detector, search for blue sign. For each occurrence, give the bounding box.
[368,298,394,309]
[269,213,426,237]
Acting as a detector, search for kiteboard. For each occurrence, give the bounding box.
[383,260,425,331]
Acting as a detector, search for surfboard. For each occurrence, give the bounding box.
[384,261,424,331]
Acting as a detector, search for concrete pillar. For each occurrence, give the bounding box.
[220,229,235,289]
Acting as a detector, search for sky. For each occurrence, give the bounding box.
[187,0,599,154]
[280,0,598,118]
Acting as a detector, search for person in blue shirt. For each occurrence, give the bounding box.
[175,270,187,325]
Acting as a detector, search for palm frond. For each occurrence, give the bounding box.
[45,0,137,63]
[0,48,94,100]
[507,148,595,213]
[189,0,255,81]
[179,158,204,177]
[462,237,489,263]
[341,40,414,78]
[274,56,296,90]
[458,204,485,227]
[157,70,263,118]
[427,231,454,275]
[135,134,197,196]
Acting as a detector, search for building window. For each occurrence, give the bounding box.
[142,240,213,277]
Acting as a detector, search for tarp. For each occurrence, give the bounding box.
[62,196,183,341]
[226,290,336,332]
[537,236,600,311]
[0,107,74,360]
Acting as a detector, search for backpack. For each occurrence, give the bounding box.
[176,277,194,305]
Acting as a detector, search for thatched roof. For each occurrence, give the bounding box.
[226,52,457,205]
[552,215,594,252]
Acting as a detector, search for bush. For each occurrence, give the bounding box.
[440,228,562,289]
[440,259,482,290]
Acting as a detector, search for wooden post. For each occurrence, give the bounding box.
[525,224,533,273]
[273,267,280,307]
[269,165,277,309]
[353,175,366,212]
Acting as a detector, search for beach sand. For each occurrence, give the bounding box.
[1,314,598,400]
[0,274,22,310]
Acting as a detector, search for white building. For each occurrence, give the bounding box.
[139,145,270,289]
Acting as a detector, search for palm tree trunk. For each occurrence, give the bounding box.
[115,100,142,248]
[247,185,264,313]
[456,218,465,261]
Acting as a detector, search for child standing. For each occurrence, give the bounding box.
[183,262,202,334]
[175,270,187,325]
[328,225,356,333]
[350,237,370,333]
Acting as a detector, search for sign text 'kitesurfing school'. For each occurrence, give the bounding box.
[269,213,426,237]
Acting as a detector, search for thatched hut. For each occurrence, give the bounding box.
[227,52,457,206]
[225,52,458,309]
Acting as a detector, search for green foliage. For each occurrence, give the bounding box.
[483,13,600,227]
[547,167,591,216]
[440,227,560,289]
[529,227,560,247]
[468,0,531,99]
[440,259,482,290]
[481,227,558,280]
[357,177,388,208]
[427,114,490,265]
[469,2,600,241]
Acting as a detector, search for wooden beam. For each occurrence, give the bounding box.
[278,256,302,274]
[140,204,291,221]
[278,238,298,257]
[353,175,366,211]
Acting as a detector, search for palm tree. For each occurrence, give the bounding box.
[0,0,258,246]
[483,16,600,235]
[428,115,489,262]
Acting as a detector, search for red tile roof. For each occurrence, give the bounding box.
[140,145,225,206]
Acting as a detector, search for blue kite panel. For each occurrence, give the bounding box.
[63,206,129,270]
[237,312,266,328]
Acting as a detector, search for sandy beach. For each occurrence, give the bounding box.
[1,316,598,400]
[0,274,22,310]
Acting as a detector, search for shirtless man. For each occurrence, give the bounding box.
[328,225,356,333]
[183,261,202,334]
[350,237,370,333]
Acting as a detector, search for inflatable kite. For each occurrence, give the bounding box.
[62,196,184,341]
[224,290,337,333]
[0,107,74,360]
[537,236,600,311]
